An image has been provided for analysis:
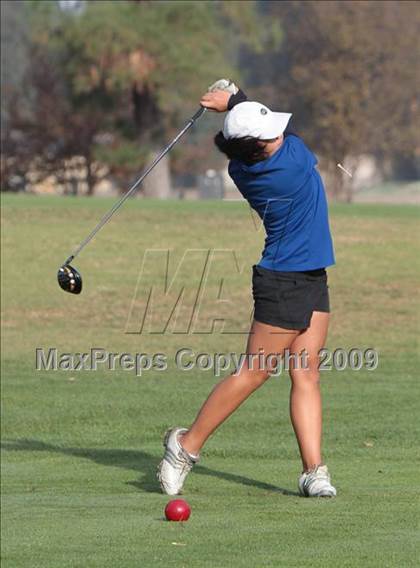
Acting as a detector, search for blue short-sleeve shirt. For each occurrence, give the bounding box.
[228,134,335,271]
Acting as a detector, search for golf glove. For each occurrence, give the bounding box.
[207,79,248,110]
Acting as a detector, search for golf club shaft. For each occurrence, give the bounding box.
[64,107,207,265]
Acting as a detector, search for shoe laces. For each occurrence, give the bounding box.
[180,460,193,476]
[179,446,195,470]
[306,465,330,482]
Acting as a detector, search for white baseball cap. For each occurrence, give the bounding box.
[223,101,292,140]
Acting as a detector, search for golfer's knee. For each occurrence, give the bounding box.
[289,356,320,386]
[244,367,271,386]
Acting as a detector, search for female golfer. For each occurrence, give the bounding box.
[158,85,337,497]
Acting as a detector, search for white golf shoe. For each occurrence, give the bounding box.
[298,464,337,497]
[157,427,198,495]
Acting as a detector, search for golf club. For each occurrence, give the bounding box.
[57,106,206,294]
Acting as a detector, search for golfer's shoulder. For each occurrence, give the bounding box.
[282,133,317,171]
[283,132,306,154]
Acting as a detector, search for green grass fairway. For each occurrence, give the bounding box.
[1,194,419,567]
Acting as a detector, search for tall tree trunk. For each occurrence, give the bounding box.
[326,163,344,201]
[86,155,95,196]
[132,82,172,198]
[142,150,172,199]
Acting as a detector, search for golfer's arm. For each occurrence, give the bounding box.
[227,88,248,110]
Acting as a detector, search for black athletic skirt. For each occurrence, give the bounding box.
[252,264,330,330]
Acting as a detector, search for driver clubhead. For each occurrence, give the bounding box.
[57,264,82,294]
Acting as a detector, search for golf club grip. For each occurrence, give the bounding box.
[65,107,207,263]
[190,106,207,122]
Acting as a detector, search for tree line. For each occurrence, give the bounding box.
[1,0,419,200]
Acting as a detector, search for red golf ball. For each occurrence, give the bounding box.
[165,499,191,522]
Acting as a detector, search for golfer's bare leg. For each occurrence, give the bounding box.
[289,311,329,471]
[181,320,298,456]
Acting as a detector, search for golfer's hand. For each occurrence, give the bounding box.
[200,91,231,112]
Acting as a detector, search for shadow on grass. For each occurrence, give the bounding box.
[2,439,299,497]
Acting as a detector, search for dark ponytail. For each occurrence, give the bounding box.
[214,131,271,165]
